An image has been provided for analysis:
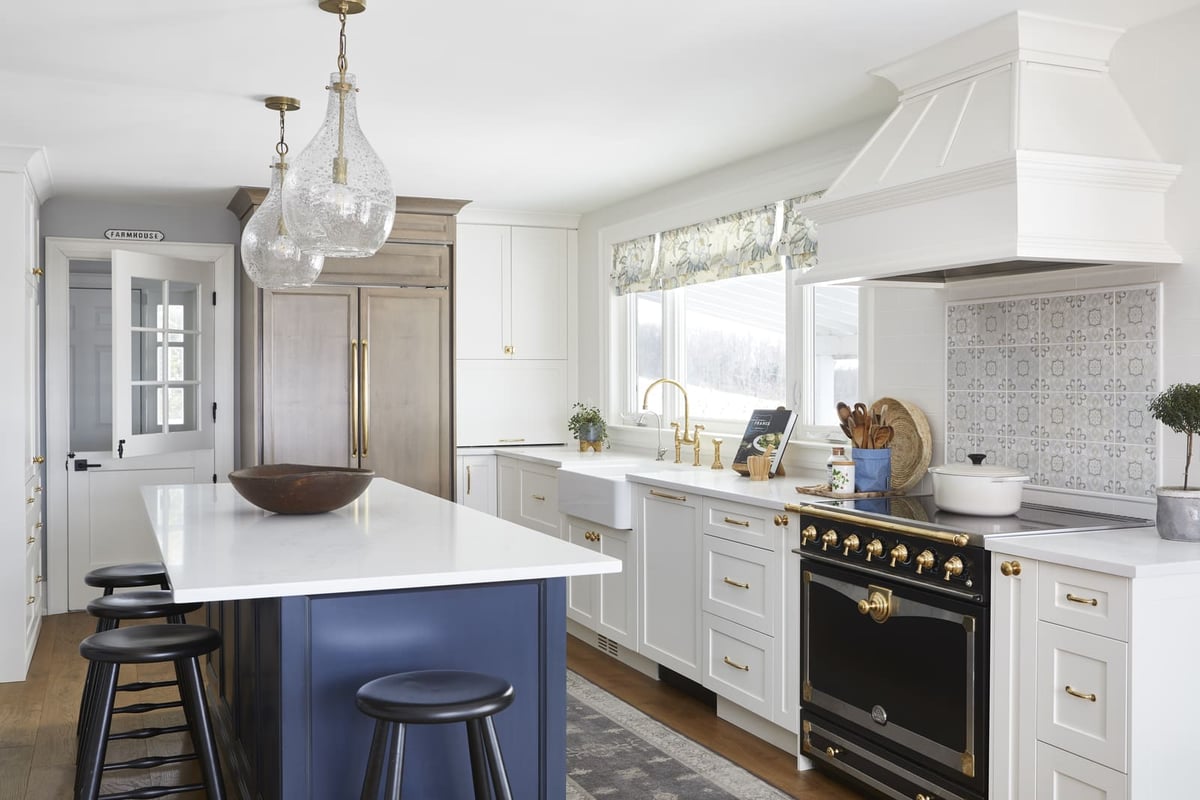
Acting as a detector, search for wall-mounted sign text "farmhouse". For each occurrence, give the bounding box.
[105,229,164,242]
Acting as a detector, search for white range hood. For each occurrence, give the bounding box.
[801,12,1181,285]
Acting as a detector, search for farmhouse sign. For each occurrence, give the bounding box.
[104,229,165,242]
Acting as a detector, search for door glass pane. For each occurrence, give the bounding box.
[166,281,199,331]
[68,262,114,452]
[132,385,160,435]
[130,278,162,328]
[634,292,663,405]
[813,285,860,426]
[165,385,198,432]
[132,332,160,381]
[681,271,786,421]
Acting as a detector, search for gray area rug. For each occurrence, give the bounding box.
[566,671,792,799]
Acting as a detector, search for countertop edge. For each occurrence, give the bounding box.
[984,527,1200,578]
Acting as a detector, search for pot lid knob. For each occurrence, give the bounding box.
[967,453,986,465]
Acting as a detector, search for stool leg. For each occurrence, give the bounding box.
[175,656,226,800]
[360,720,389,800]
[76,617,120,742]
[481,716,513,800]
[75,661,118,800]
[383,722,406,800]
[466,719,492,800]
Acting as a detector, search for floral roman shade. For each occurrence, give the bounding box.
[610,190,822,296]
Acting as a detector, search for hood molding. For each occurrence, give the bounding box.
[801,12,1181,285]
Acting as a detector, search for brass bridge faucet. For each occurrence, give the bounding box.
[642,378,694,443]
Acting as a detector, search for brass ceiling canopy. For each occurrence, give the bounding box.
[264,96,300,113]
[318,0,366,13]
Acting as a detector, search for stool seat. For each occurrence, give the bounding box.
[80,624,221,664]
[87,590,201,621]
[84,562,169,592]
[356,670,515,725]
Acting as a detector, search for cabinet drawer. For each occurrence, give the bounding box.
[25,543,43,632]
[702,535,777,635]
[702,498,777,551]
[702,613,774,719]
[1035,742,1127,800]
[1038,564,1129,642]
[519,469,560,533]
[1036,622,1128,772]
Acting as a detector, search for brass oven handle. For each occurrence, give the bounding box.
[723,516,751,527]
[789,503,970,547]
[723,577,750,589]
[1065,685,1097,702]
[350,340,359,457]
[723,656,750,672]
[650,489,687,502]
[360,339,369,457]
[1066,593,1098,607]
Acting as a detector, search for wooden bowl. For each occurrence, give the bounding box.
[228,464,374,514]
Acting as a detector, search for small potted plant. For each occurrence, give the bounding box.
[568,402,608,452]
[1148,382,1200,541]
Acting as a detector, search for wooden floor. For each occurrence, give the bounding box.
[566,635,865,799]
[2,613,863,799]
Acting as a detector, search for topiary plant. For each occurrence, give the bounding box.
[1148,383,1200,490]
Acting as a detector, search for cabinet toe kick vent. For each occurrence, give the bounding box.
[596,634,620,658]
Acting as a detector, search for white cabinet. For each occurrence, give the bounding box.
[636,484,702,681]
[496,456,560,537]
[1,159,45,682]
[564,516,637,650]
[456,454,496,515]
[990,553,1200,799]
[455,223,573,447]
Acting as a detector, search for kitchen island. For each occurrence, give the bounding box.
[141,479,620,800]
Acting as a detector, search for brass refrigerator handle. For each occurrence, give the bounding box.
[360,339,369,457]
[351,341,359,457]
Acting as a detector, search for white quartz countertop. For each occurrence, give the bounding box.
[985,526,1200,577]
[142,479,620,603]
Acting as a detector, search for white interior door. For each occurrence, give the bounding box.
[45,238,235,613]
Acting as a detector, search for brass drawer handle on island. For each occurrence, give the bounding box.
[1066,592,1099,607]
[649,489,686,502]
[722,656,750,672]
[723,516,750,527]
[722,577,750,589]
[1065,685,1097,702]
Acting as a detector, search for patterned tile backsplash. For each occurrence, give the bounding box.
[945,286,1159,497]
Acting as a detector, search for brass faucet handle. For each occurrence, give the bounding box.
[691,425,705,466]
[711,437,723,470]
[670,422,682,463]
[693,424,704,443]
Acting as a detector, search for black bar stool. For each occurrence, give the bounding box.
[356,670,515,800]
[77,590,204,744]
[76,623,225,800]
[84,562,170,596]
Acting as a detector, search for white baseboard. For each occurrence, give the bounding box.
[566,622,658,679]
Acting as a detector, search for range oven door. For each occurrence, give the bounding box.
[801,557,987,795]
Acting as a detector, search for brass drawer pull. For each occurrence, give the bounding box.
[34,522,42,529]
[497,438,526,443]
[722,577,750,589]
[1065,685,1097,702]
[466,465,472,494]
[27,596,36,605]
[650,489,686,502]
[26,497,35,504]
[723,516,751,527]
[1066,593,1099,607]
[531,494,546,502]
[26,536,35,545]
[723,656,750,672]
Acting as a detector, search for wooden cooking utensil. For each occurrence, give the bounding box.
[873,425,894,449]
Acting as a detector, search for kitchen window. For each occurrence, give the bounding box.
[613,197,859,438]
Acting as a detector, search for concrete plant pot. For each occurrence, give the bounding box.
[1156,487,1200,542]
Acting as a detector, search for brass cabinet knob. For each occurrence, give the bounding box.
[842,533,861,556]
[889,544,909,567]
[943,555,964,581]
[773,513,789,527]
[1000,560,1022,577]
[865,539,884,562]
[821,530,839,552]
[801,525,818,545]
[32,455,45,464]
[915,550,935,575]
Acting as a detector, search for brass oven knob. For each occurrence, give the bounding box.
[914,550,935,575]
[1000,560,1022,577]
[865,539,884,562]
[821,530,839,552]
[889,544,909,567]
[802,525,818,545]
[943,555,965,581]
[842,534,861,556]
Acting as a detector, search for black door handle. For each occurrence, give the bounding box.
[74,459,103,472]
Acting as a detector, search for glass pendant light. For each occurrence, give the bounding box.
[241,97,325,289]
[283,0,394,258]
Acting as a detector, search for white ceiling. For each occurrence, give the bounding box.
[4,0,1195,215]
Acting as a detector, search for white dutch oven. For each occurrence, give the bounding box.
[928,455,1030,516]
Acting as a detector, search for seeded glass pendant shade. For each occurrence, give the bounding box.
[240,96,325,289]
[283,1,394,258]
